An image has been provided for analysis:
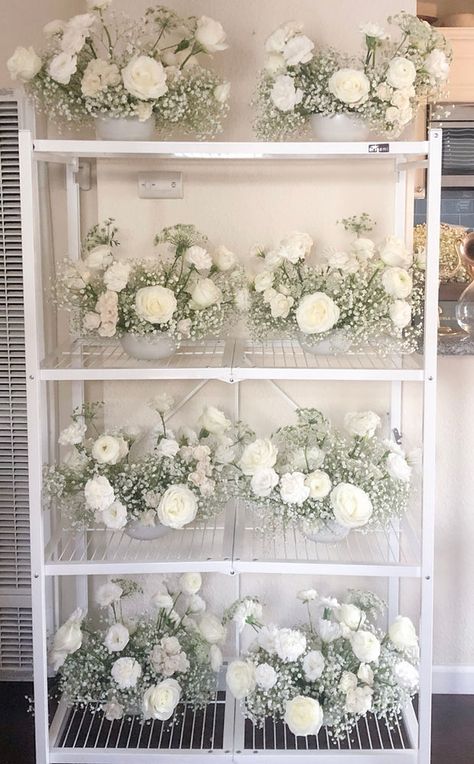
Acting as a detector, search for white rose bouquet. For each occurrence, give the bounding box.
[226,588,419,740]
[57,221,242,344]
[7,3,230,138]
[246,215,424,354]
[231,408,413,539]
[44,397,235,533]
[51,574,226,722]
[255,12,451,139]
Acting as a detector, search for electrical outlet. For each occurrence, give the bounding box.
[137,172,183,199]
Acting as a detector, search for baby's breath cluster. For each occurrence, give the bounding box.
[226,588,419,740]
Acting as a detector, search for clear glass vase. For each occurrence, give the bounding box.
[456,280,474,335]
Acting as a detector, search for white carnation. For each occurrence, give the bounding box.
[199,613,226,644]
[302,650,325,681]
[271,74,303,112]
[100,501,128,530]
[186,245,212,271]
[386,452,412,482]
[111,657,142,689]
[104,623,129,652]
[255,663,277,690]
[279,471,310,505]
[48,52,77,84]
[59,421,86,446]
[283,34,314,66]
[84,476,115,512]
[103,262,131,292]
[394,660,419,690]
[7,46,41,82]
[96,582,123,608]
[274,628,306,662]
[239,439,278,476]
[344,411,381,438]
[345,685,373,714]
[250,467,279,497]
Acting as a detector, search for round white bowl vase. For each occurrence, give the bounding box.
[299,518,350,543]
[120,333,177,361]
[125,520,171,541]
[310,114,374,142]
[95,116,155,141]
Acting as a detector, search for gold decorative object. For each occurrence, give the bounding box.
[413,223,470,283]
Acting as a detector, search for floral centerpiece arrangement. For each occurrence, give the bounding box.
[245,215,424,354]
[50,573,227,721]
[57,220,241,360]
[44,396,238,539]
[226,589,419,739]
[255,12,451,140]
[232,408,414,543]
[7,2,230,139]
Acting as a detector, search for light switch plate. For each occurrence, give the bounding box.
[138,171,183,199]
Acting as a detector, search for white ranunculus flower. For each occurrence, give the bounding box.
[389,616,418,650]
[157,438,179,458]
[279,472,310,505]
[270,292,294,319]
[214,81,231,103]
[104,623,130,652]
[198,405,231,434]
[43,19,65,38]
[357,662,374,686]
[190,278,222,309]
[389,300,412,329]
[7,46,42,82]
[111,657,142,689]
[102,701,124,721]
[213,244,235,271]
[271,74,303,112]
[122,56,168,100]
[199,613,226,644]
[274,628,306,662]
[379,235,413,268]
[337,603,365,631]
[250,467,279,498]
[52,609,83,661]
[188,594,206,614]
[179,572,202,595]
[394,660,419,690]
[239,439,278,476]
[103,262,131,292]
[48,52,77,84]
[339,670,358,693]
[210,644,223,672]
[226,660,256,699]
[295,292,340,334]
[382,267,413,299]
[330,483,373,528]
[283,34,314,66]
[386,452,412,482]
[284,696,323,737]
[186,245,212,271]
[100,500,128,530]
[92,434,125,465]
[328,68,370,104]
[158,485,197,529]
[255,663,277,690]
[344,411,381,438]
[84,245,113,270]
[360,23,386,39]
[424,49,449,81]
[254,270,274,293]
[302,650,325,681]
[387,57,416,89]
[351,630,381,663]
[297,588,318,602]
[84,476,115,512]
[265,52,286,74]
[345,685,373,714]
[142,679,181,721]
[96,582,123,608]
[58,421,86,446]
[195,16,228,52]
[305,470,331,499]
[391,89,411,109]
[135,285,177,324]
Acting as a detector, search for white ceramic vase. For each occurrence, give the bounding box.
[310,114,374,142]
[120,333,177,361]
[124,520,171,541]
[95,116,155,141]
[299,330,352,355]
[299,517,350,544]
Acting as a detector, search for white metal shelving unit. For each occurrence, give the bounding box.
[19,132,442,763]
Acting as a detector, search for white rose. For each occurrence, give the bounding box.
[84,476,115,512]
[296,292,340,335]
[239,439,278,476]
[195,16,228,53]
[357,663,374,686]
[338,603,365,631]
[158,485,197,529]
[92,434,125,465]
[48,52,77,85]
[142,679,181,721]
[100,501,128,530]
[387,57,416,89]
[351,630,381,663]
[226,660,256,699]
[305,470,331,499]
[179,572,202,595]
[198,405,231,434]
[382,267,413,299]
[302,650,325,681]
[424,49,449,82]
[250,467,279,498]
[210,645,223,671]
[213,244,235,271]
[279,472,310,505]
[330,483,373,528]
[84,245,113,270]
[270,293,294,319]
[190,278,222,309]
[254,271,274,293]
[52,609,83,659]
[111,657,142,689]
[339,670,358,693]
[122,56,167,100]
[255,663,277,690]
[214,82,231,103]
[389,616,418,650]
[103,262,131,292]
[7,46,41,82]
[379,235,413,268]
[43,19,65,38]
[135,285,177,324]
[278,231,313,263]
[157,438,179,459]
[186,245,212,271]
[102,701,124,721]
[345,686,373,714]
[344,411,381,438]
[58,421,86,446]
[389,300,412,329]
[274,628,306,662]
[351,237,376,261]
[283,34,314,66]
[284,696,323,737]
[386,452,412,483]
[297,588,318,602]
[199,613,226,644]
[271,74,303,112]
[96,582,122,608]
[104,623,129,653]
[265,52,286,74]
[394,660,419,690]
[328,68,370,105]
